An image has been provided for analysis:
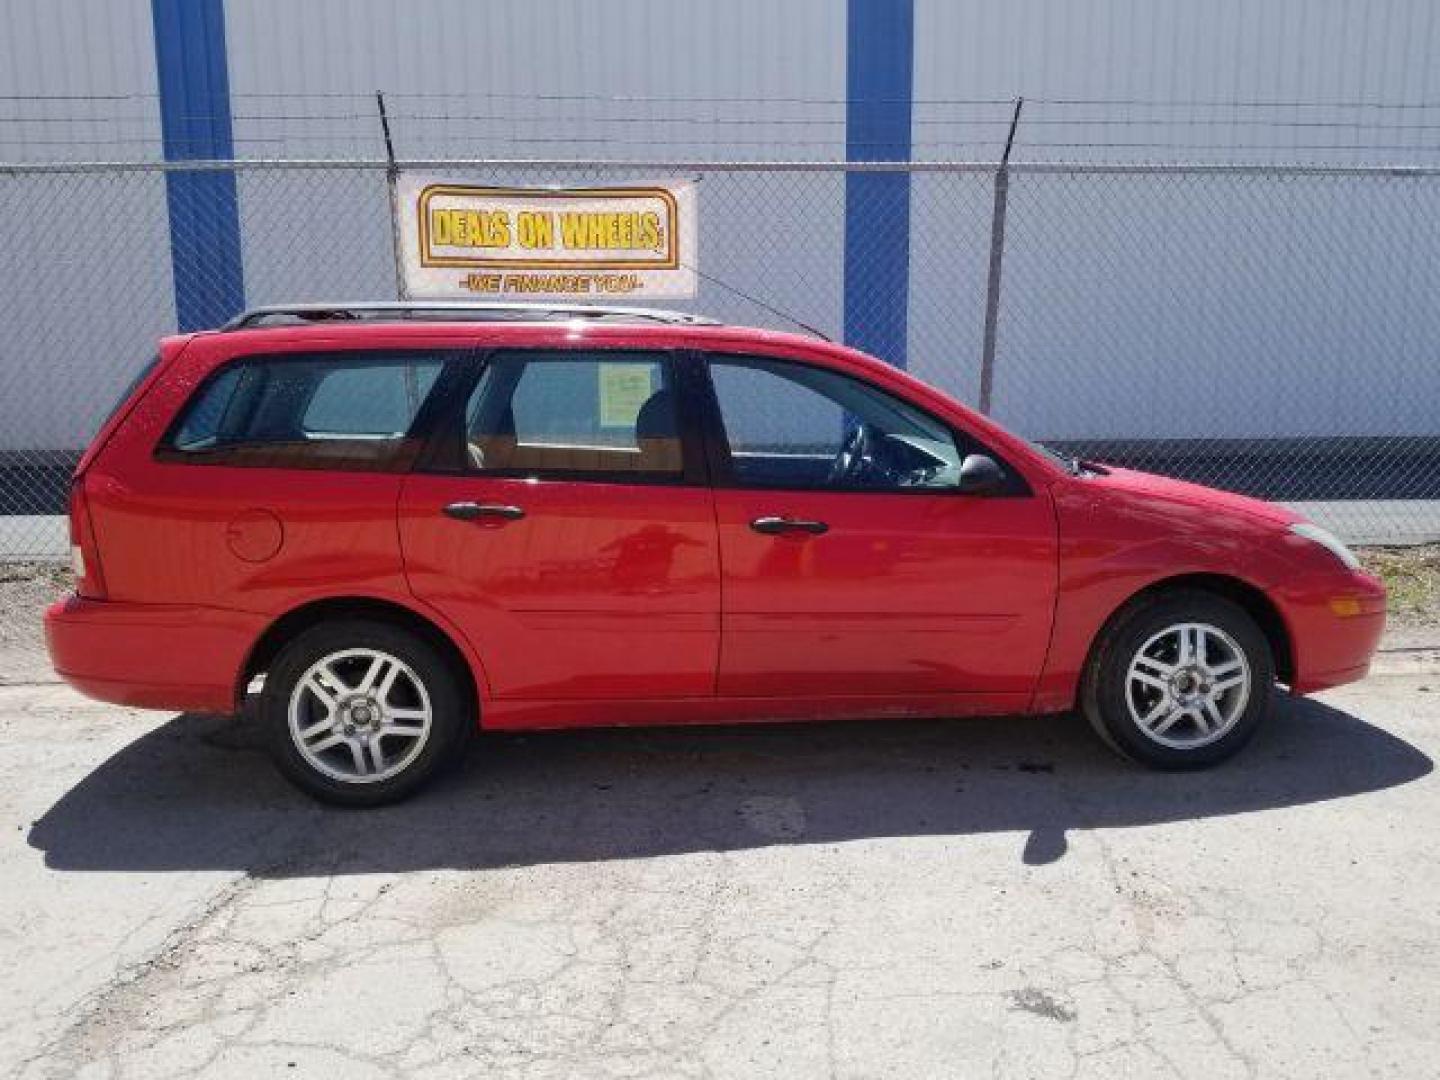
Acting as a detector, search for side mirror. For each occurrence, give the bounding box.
[957,453,1005,495]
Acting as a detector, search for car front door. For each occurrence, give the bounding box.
[399,348,720,702]
[701,352,1058,711]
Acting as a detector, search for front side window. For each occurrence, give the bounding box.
[161,351,449,471]
[465,350,683,479]
[708,354,968,490]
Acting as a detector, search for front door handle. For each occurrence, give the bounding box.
[750,515,829,536]
[443,501,526,522]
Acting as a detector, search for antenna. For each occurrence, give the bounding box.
[681,261,832,341]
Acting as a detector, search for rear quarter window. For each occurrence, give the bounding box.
[158,350,452,472]
[95,353,162,436]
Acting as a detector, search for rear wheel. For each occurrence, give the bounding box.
[261,619,469,805]
[1082,590,1274,769]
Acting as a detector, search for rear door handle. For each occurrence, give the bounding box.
[750,515,829,536]
[443,501,525,522]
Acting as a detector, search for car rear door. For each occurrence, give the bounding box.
[398,347,721,702]
[88,339,462,612]
[699,351,1058,710]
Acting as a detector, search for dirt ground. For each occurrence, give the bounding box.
[0,563,68,684]
[1363,545,1440,647]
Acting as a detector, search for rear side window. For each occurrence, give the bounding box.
[160,351,451,472]
[303,363,442,435]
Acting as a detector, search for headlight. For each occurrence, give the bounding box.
[1289,522,1361,571]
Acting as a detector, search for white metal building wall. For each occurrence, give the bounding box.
[915,0,1440,161]
[0,0,160,149]
[908,0,1440,439]
[221,0,849,365]
[0,0,176,455]
[223,0,847,160]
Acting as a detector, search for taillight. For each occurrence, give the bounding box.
[68,478,106,599]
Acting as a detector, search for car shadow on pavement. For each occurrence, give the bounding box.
[29,693,1433,873]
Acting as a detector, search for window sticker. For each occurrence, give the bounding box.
[598,364,656,428]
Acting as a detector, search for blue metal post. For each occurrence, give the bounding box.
[151,0,244,330]
[844,0,914,367]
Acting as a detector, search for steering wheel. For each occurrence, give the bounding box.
[827,422,873,485]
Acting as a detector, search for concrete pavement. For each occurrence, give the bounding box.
[2,674,1438,1077]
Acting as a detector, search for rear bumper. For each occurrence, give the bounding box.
[44,596,266,713]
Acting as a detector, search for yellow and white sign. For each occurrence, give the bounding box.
[396,175,698,300]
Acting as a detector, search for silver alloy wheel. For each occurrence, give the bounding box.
[1124,622,1251,750]
[287,647,433,784]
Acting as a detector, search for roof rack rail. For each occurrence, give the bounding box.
[220,301,721,331]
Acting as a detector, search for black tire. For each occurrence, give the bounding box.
[1081,590,1275,770]
[260,618,470,806]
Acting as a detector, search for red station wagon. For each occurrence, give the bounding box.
[46,302,1386,805]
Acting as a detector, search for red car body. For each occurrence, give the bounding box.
[46,318,1385,732]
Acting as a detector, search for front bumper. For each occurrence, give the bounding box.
[1282,570,1387,694]
[45,596,266,713]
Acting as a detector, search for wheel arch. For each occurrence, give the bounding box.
[1090,573,1295,686]
[238,596,483,720]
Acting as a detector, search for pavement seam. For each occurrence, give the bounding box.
[15,869,257,1076]
[15,811,322,1077]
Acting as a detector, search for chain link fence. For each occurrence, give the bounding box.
[2,156,1438,671]
[997,163,1440,542]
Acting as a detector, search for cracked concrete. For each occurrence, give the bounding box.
[2,674,1438,1078]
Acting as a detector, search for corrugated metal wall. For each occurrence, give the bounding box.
[909,0,1440,439]
[0,1,175,456]
[224,0,846,160]
[915,0,1440,164]
[211,0,1440,165]
[915,0,1440,162]
[221,0,851,384]
[0,0,160,157]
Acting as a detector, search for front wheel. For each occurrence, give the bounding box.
[1082,591,1275,769]
[260,619,469,805]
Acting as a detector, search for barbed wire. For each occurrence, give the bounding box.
[11,89,1440,109]
[3,95,1440,164]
